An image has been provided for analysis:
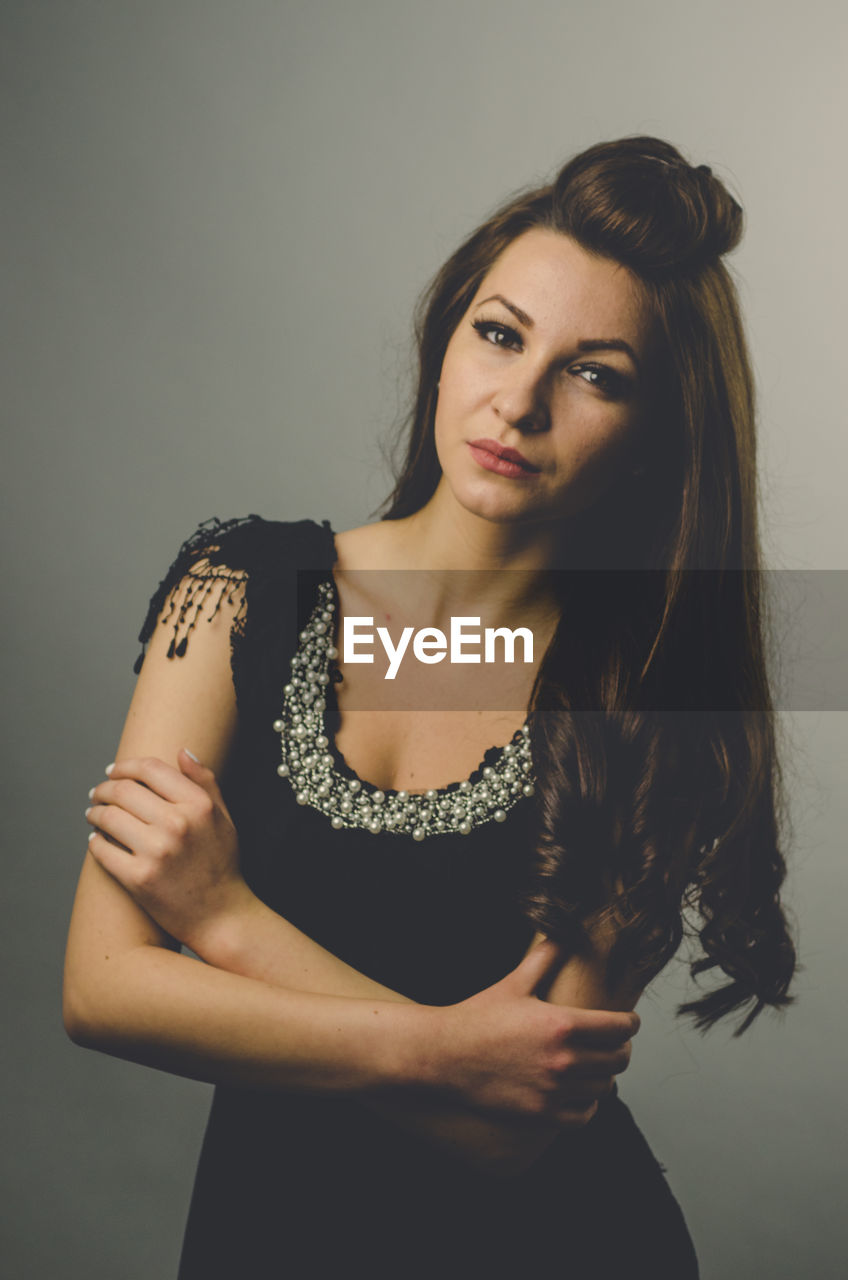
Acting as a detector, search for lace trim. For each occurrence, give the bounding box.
[134,516,257,673]
[157,559,248,659]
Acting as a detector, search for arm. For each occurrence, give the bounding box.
[64,586,432,1094]
[184,841,643,1173]
[367,929,643,1174]
[67,574,639,1170]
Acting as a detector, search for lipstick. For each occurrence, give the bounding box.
[468,438,540,479]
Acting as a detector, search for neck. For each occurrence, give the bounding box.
[378,479,563,626]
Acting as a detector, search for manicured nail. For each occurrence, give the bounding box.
[88,831,96,841]
[88,787,96,800]
[105,763,114,775]
[184,748,200,763]
[85,806,92,817]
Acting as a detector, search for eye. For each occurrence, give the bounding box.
[471,318,523,350]
[570,363,630,398]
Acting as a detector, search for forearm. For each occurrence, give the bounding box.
[190,887,409,1003]
[63,940,433,1095]
[191,894,566,1172]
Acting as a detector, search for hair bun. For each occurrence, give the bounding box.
[555,136,744,274]
[687,160,743,261]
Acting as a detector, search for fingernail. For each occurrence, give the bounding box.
[88,787,96,800]
[105,763,114,775]
[84,806,92,817]
[88,831,96,842]
[184,748,200,763]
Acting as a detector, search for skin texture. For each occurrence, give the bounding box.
[431,227,652,544]
[65,229,649,1175]
[68,616,638,1173]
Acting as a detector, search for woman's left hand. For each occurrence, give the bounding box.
[85,750,251,952]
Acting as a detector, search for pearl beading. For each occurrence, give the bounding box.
[272,578,535,838]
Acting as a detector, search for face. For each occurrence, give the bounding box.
[433,228,654,526]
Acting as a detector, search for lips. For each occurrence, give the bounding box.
[468,438,540,472]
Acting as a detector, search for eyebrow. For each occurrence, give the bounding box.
[475,294,535,328]
[576,338,641,373]
[474,294,642,373]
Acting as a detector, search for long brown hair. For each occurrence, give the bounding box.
[375,136,796,1035]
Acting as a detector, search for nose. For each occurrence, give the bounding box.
[491,363,550,433]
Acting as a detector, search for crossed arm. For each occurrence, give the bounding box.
[63,590,643,1175]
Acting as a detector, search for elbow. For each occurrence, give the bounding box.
[62,950,145,1051]
[62,976,107,1049]
[63,939,180,1054]
[62,979,142,1056]
[63,1013,95,1049]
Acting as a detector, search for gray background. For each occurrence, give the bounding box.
[3,1,846,1275]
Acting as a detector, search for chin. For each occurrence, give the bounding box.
[451,476,548,524]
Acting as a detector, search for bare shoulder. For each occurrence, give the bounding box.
[333,520,410,571]
[332,521,417,621]
[64,570,242,983]
[126,572,241,776]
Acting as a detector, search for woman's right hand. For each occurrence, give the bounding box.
[429,939,638,1127]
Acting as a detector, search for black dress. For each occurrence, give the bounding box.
[135,515,700,1280]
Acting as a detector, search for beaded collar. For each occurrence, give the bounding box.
[273,577,535,838]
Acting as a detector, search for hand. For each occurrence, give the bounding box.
[432,940,639,1128]
[85,751,251,951]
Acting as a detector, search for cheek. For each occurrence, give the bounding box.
[440,365,480,412]
[439,332,494,402]
[432,393,456,470]
[553,412,639,502]
[576,419,635,470]
[434,360,482,446]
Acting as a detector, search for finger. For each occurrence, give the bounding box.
[554,1099,600,1127]
[506,940,566,996]
[177,748,225,804]
[86,803,152,856]
[89,778,171,826]
[106,756,199,805]
[87,830,143,889]
[562,1007,641,1045]
[557,1047,632,1079]
[555,1079,610,1104]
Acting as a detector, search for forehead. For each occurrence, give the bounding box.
[474,228,649,346]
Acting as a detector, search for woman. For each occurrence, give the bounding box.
[64,136,796,1277]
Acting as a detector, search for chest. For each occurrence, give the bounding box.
[329,632,538,792]
[331,705,528,794]
[327,578,544,794]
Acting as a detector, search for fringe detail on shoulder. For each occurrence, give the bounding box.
[133,516,259,673]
